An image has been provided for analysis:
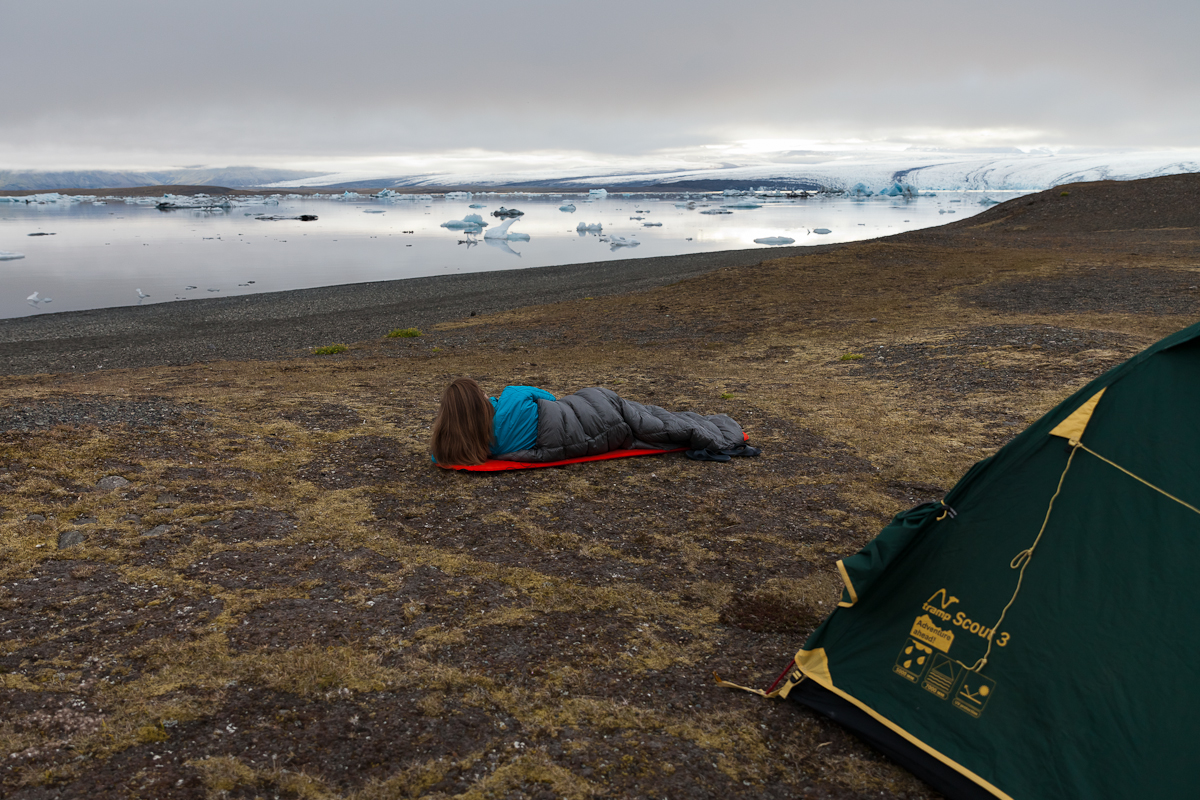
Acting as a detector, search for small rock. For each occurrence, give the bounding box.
[96,476,131,491]
[26,513,46,522]
[142,524,173,538]
[118,514,142,523]
[869,318,879,323]
[71,516,99,525]
[157,493,181,505]
[57,531,85,549]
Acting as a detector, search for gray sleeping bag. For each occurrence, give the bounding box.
[495,387,744,462]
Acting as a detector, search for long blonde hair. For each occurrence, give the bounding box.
[431,378,494,465]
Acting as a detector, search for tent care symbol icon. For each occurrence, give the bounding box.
[953,673,997,718]
[893,638,935,683]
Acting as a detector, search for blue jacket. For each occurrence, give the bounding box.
[490,385,556,456]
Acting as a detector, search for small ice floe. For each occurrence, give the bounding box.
[812,228,832,234]
[363,209,386,214]
[674,201,697,209]
[576,222,603,232]
[559,203,576,212]
[754,236,795,245]
[27,232,55,237]
[589,188,608,196]
[978,197,1002,206]
[1,251,26,260]
[484,218,531,241]
[469,203,485,209]
[630,215,645,220]
[492,207,524,218]
[606,235,639,249]
[878,182,917,198]
[643,222,662,227]
[185,285,197,290]
[722,201,762,209]
[255,214,318,221]
[441,214,489,231]
[26,291,52,308]
[699,209,732,215]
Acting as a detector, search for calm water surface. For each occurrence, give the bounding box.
[0,191,1025,320]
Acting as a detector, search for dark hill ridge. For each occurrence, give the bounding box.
[939,172,1200,235]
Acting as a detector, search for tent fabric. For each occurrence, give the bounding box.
[436,445,687,472]
[771,319,1200,799]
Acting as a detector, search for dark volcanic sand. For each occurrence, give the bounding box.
[0,246,834,376]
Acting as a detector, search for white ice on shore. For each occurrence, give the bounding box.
[754,236,795,245]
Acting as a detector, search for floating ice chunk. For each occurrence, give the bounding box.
[364,209,386,214]
[441,214,489,230]
[607,235,639,249]
[699,209,732,215]
[484,217,530,241]
[812,228,832,234]
[1,251,26,260]
[643,222,662,227]
[559,203,576,212]
[469,203,485,209]
[722,201,762,209]
[978,197,1002,206]
[445,191,473,200]
[849,182,874,197]
[753,236,795,245]
[588,188,608,196]
[576,222,603,232]
[492,207,524,217]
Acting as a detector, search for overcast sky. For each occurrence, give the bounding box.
[4,0,1198,175]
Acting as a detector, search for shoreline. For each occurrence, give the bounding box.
[0,243,837,376]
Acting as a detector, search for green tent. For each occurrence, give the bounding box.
[754,320,1200,799]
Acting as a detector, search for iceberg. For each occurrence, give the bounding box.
[483,217,530,241]
[607,235,639,249]
[812,228,832,234]
[588,188,608,196]
[699,209,733,215]
[492,207,524,217]
[753,236,795,245]
[559,203,576,212]
[440,214,489,230]
[978,196,1002,206]
[642,222,662,227]
[849,182,874,197]
[576,222,603,232]
[722,201,762,209]
[364,209,386,214]
[0,251,25,260]
[445,191,473,200]
[469,203,485,209]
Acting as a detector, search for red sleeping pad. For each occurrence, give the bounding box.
[436,434,747,472]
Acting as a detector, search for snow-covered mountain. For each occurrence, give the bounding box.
[264,149,1200,193]
[0,166,328,191]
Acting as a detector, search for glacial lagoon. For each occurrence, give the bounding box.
[0,190,1027,320]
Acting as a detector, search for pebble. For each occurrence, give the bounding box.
[142,524,173,538]
[57,531,85,549]
[26,513,46,522]
[71,516,99,525]
[96,476,130,491]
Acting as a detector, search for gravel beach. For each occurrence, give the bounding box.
[0,245,831,376]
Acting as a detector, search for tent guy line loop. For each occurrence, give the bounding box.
[969,444,1081,673]
[972,439,1200,673]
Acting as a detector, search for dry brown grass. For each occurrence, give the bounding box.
[1,184,1197,797]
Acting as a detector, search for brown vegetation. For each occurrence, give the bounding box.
[1,175,1198,798]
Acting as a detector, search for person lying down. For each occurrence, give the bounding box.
[430,378,761,466]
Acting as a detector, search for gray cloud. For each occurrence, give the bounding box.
[3,0,1198,171]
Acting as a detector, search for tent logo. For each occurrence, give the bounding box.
[922,588,960,621]
[910,614,955,653]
